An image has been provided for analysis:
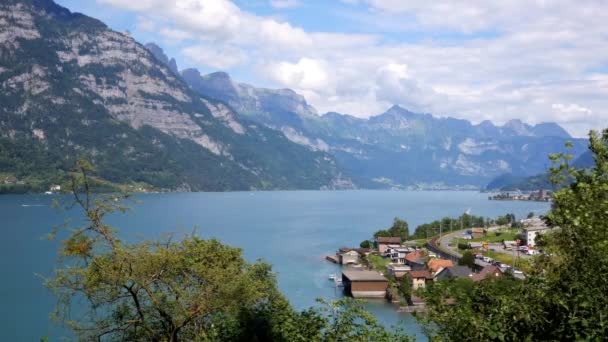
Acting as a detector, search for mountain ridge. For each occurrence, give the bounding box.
[0,0,349,193]
[157,46,586,189]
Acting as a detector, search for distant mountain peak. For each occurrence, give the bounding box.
[144,42,178,75]
[531,122,571,138]
[385,104,417,116]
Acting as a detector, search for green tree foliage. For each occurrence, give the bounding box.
[388,218,409,241]
[421,130,608,341]
[359,240,372,248]
[527,212,534,219]
[373,217,409,241]
[458,251,476,269]
[373,229,391,238]
[397,274,413,304]
[411,214,486,239]
[45,160,411,341]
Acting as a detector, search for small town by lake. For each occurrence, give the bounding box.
[0,190,550,341]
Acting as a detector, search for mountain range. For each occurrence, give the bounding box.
[174,58,586,189]
[0,0,588,193]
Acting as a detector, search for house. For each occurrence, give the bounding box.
[376,237,402,254]
[434,266,474,281]
[405,250,426,270]
[386,246,411,264]
[471,227,485,239]
[471,265,504,282]
[408,270,433,289]
[338,250,359,265]
[427,258,454,274]
[387,264,411,279]
[342,269,388,298]
[521,217,552,247]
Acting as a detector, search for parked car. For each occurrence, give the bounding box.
[475,253,484,259]
[526,249,540,255]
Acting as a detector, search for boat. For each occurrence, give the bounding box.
[328,274,336,281]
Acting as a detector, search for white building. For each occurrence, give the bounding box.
[385,246,413,264]
[339,250,360,265]
[521,217,552,247]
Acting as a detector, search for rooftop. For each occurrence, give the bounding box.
[387,264,411,271]
[342,270,388,282]
[377,236,402,244]
[440,266,473,278]
[427,258,455,272]
[472,265,503,282]
[409,270,433,279]
[405,250,425,263]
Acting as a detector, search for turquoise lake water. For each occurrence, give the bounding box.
[0,190,550,341]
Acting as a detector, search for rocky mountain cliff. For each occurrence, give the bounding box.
[0,0,348,192]
[175,59,587,189]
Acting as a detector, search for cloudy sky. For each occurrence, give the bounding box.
[56,0,608,137]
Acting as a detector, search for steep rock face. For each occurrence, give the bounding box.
[0,0,348,191]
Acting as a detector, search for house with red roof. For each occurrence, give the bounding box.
[408,270,433,289]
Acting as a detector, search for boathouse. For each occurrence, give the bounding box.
[342,270,388,298]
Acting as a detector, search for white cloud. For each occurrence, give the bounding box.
[269,0,300,9]
[100,0,608,137]
[182,44,246,69]
[268,58,330,90]
[159,27,192,41]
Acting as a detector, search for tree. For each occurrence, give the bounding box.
[359,240,372,249]
[397,274,413,304]
[388,217,409,241]
[373,229,391,238]
[527,212,535,219]
[421,129,608,340]
[46,160,412,341]
[458,251,475,268]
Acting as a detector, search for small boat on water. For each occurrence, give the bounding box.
[328,274,336,281]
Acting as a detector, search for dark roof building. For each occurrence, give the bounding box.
[434,266,474,281]
[472,265,504,282]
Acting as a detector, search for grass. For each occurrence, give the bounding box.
[456,248,534,272]
[367,254,390,273]
[405,239,428,248]
[451,229,521,246]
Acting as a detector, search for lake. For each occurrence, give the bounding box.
[0,190,550,341]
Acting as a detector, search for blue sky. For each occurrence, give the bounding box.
[54,0,608,137]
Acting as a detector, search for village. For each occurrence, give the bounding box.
[326,216,554,312]
[489,189,552,202]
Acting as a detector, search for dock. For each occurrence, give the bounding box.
[325,255,339,263]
